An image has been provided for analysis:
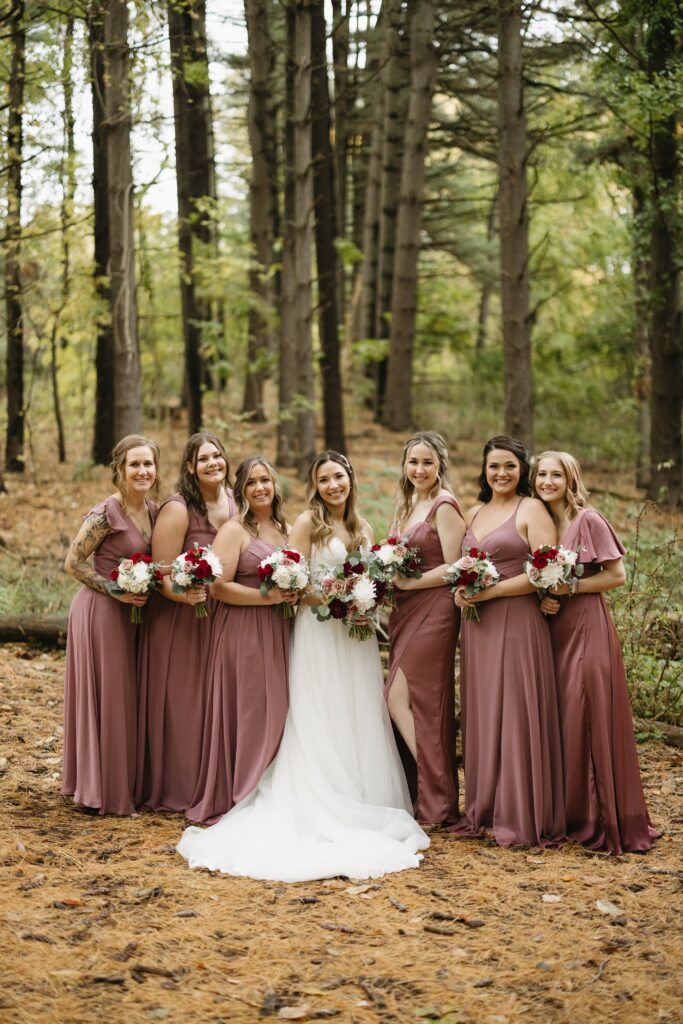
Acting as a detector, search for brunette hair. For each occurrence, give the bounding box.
[307,451,365,552]
[110,434,161,506]
[233,455,288,537]
[394,430,455,528]
[175,432,231,516]
[532,450,591,521]
[477,435,531,503]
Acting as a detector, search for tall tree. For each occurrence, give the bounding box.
[331,0,350,312]
[498,0,533,451]
[383,0,437,431]
[104,0,141,439]
[168,0,219,434]
[4,0,26,473]
[311,0,346,452]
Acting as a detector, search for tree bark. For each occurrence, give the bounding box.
[4,0,26,474]
[646,4,681,506]
[633,182,651,491]
[311,0,346,453]
[331,0,350,314]
[242,0,277,421]
[475,190,498,363]
[0,615,68,648]
[383,0,437,432]
[104,0,141,440]
[498,0,533,451]
[89,0,116,465]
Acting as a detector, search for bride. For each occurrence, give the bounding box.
[177,451,429,881]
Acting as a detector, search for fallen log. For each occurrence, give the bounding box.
[0,615,68,647]
[633,717,683,750]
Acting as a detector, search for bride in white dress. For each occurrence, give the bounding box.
[177,451,429,882]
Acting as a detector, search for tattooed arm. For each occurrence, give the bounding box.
[64,511,112,595]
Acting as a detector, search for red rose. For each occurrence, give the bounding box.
[193,560,212,580]
[468,547,479,558]
[282,549,301,563]
[371,544,381,552]
[388,537,398,546]
[131,552,143,563]
[141,554,152,564]
[110,568,119,580]
[343,561,362,576]
[258,564,274,580]
[154,570,163,582]
[532,555,548,569]
[459,569,478,585]
[546,547,558,559]
[374,580,387,601]
[329,598,347,619]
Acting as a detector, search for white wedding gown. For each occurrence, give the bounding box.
[177,538,429,881]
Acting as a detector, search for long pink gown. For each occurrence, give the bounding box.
[62,496,157,815]
[550,508,659,853]
[450,502,565,847]
[385,495,461,824]
[185,536,291,823]
[136,491,237,812]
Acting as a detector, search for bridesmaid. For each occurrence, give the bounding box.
[136,432,236,812]
[533,450,660,853]
[451,435,565,847]
[185,455,293,823]
[385,432,466,825]
[62,434,160,815]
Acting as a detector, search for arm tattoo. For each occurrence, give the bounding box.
[66,511,112,596]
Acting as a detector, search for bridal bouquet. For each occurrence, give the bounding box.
[524,545,583,598]
[108,552,163,624]
[444,547,500,622]
[313,552,385,641]
[368,536,424,606]
[170,544,223,619]
[258,547,310,619]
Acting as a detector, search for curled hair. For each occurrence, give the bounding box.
[532,450,591,521]
[233,455,288,537]
[110,434,161,507]
[175,432,231,516]
[307,451,365,552]
[477,435,531,503]
[394,431,455,529]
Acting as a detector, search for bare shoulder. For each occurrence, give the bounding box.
[215,517,249,543]
[463,504,481,526]
[156,496,190,526]
[519,496,551,522]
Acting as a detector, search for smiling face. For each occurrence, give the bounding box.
[404,441,439,495]
[534,456,568,505]
[243,462,275,513]
[485,448,521,498]
[124,445,157,496]
[191,441,227,489]
[315,459,351,512]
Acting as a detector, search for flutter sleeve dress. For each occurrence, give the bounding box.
[549,508,660,853]
[62,496,157,815]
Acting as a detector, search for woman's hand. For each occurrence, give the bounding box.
[453,587,477,610]
[540,595,562,615]
[114,592,149,607]
[184,585,208,606]
[392,574,419,591]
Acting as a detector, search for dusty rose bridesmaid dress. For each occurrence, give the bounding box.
[185,536,291,823]
[450,501,565,847]
[385,495,461,824]
[550,508,659,853]
[62,496,157,815]
[136,491,237,812]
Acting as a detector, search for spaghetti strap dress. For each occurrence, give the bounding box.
[62,496,158,815]
[385,494,462,824]
[450,501,565,847]
[550,508,660,853]
[185,536,291,824]
[135,489,237,812]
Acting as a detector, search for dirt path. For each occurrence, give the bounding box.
[1,646,681,1024]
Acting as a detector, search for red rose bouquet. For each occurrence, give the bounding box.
[258,547,310,619]
[443,547,500,622]
[108,552,163,624]
[313,552,386,641]
[170,545,223,619]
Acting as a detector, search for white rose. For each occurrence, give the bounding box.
[378,544,398,567]
[272,564,293,588]
[173,570,193,588]
[205,550,223,575]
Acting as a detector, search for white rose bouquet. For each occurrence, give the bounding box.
[170,544,223,619]
[313,552,382,641]
[443,546,500,622]
[524,545,584,598]
[367,535,424,606]
[258,547,310,619]
[108,552,163,624]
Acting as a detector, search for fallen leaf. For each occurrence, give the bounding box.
[278,1007,309,1020]
[526,856,544,865]
[561,875,575,882]
[596,900,624,918]
[541,894,561,903]
[345,884,372,895]
[174,910,199,918]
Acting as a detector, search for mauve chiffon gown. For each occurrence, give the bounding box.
[185,536,291,823]
[550,508,659,853]
[385,494,461,824]
[62,496,157,815]
[450,501,565,847]
[136,491,237,812]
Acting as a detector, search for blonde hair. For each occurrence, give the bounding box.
[233,455,287,537]
[394,431,454,528]
[307,451,365,552]
[532,450,591,520]
[110,434,160,507]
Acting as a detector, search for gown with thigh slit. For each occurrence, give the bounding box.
[177,538,429,881]
[385,494,461,824]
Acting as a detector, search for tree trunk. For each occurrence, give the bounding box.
[104,0,141,440]
[242,0,277,421]
[312,0,346,453]
[646,4,681,506]
[374,0,411,418]
[633,182,651,491]
[331,0,350,314]
[0,615,68,648]
[475,190,498,363]
[89,1,116,465]
[4,0,26,474]
[383,0,437,432]
[498,0,533,451]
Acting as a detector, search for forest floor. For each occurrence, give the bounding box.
[0,411,681,1024]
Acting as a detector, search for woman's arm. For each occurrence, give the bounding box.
[151,500,204,606]
[64,511,112,595]
[210,520,293,607]
[395,502,466,591]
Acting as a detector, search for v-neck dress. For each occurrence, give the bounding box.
[62,496,157,815]
[185,536,291,823]
[450,501,565,847]
[385,494,462,824]
[135,491,237,812]
[549,508,659,853]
